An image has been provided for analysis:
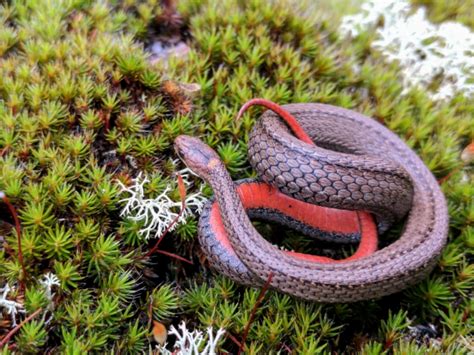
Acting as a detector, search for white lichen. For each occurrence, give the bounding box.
[118,168,206,240]
[39,272,61,324]
[158,322,225,355]
[0,274,60,328]
[340,0,474,99]
[39,272,60,304]
[0,284,25,327]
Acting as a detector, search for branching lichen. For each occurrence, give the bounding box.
[340,0,474,99]
[0,284,25,327]
[158,322,226,355]
[39,272,60,306]
[117,170,206,240]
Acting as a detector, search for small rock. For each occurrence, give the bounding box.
[149,41,191,65]
[407,323,438,344]
[178,82,201,98]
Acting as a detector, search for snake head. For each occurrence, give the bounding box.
[174,135,223,181]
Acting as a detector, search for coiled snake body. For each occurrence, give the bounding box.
[174,102,448,302]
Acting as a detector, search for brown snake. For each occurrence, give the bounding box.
[174,102,448,302]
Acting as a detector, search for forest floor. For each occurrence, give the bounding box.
[0,0,472,353]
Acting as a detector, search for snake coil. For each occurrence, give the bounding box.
[174,102,448,302]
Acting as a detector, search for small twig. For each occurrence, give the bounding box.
[0,308,43,347]
[462,305,470,322]
[154,249,193,265]
[142,174,187,259]
[103,111,111,133]
[238,273,273,355]
[1,193,26,293]
[225,332,242,348]
[147,295,154,327]
[162,0,177,12]
[437,166,462,185]
[139,206,184,259]
[280,343,293,354]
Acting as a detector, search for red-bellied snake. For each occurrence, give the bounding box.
[174,100,448,302]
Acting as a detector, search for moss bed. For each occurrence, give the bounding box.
[0,0,472,353]
[411,0,474,29]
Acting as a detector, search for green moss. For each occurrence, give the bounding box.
[0,0,472,353]
[411,0,474,29]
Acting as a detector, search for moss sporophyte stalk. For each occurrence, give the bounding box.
[0,0,472,353]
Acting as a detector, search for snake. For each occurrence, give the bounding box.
[174,100,448,302]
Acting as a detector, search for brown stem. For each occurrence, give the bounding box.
[437,166,462,185]
[0,308,43,348]
[147,295,154,327]
[280,342,293,354]
[142,174,187,259]
[1,194,26,293]
[154,249,193,265]
[226,332,242,348]
[104,111,111,133]
[142,200,185,259]
[162,0,176,12]
[238,273,273,355]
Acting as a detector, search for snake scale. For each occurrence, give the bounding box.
[174,102,448,302]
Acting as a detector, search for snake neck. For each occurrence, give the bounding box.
[207,167,256,239]
[207,165,300,272]
[209,168,243,211]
